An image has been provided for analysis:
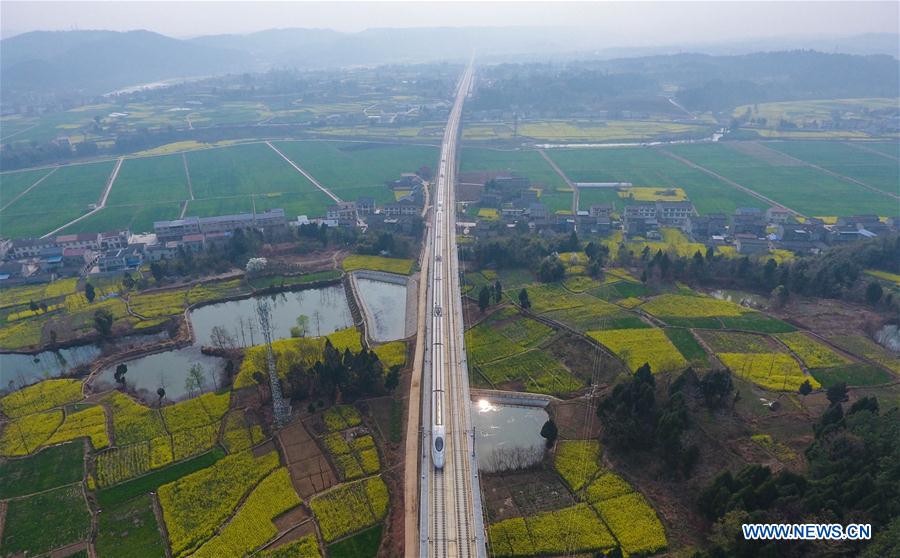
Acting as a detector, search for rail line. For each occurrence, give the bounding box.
[419,59,485,558]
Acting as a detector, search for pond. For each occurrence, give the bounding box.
[1,345,102,392]
[190,285,353,347]
[472,398,549,473]
[0,331,169,393]
[94,346,227,403]
[355,277,408,342]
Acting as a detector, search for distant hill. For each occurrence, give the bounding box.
[2,27,897,102]
[0,30,251,97]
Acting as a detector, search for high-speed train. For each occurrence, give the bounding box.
[431,197,446,469]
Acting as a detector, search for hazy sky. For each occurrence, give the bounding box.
[2,1,897,42]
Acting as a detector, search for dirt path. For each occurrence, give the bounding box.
[41,156,125,238]
[179,152,195,219]
[538,149,578,213]
[657,148,806,218]
[0,167,58,212]
[151,493,174,558]
[265,141,342,204]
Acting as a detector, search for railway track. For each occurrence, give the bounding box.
[419,59,485,558]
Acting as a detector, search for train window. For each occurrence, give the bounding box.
[435,437,444,451]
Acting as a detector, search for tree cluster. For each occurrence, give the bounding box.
[697,393,899,557]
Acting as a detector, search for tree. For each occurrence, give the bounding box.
[93,308,113,337]
[798,379,813,396]
[538,255,565,282]
[826,382,849,406]
[185,364,207,395]
[770,285,789,308]
[518,288,531,309]
[29,300,38,312]
[157,387,166,407]
[114,364,128,388]
[866,281,883,306]
[291,315,310,338]
[494,280,503,304]
[539,419,558,447]
[84,282,96,303]
[699,369,733,409]
[385,365,401,392]
[478,286,492,312]
[122,272,135,290]
[150,262,165,282]
[210,326,237,350]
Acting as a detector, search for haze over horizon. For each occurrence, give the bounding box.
[2,1,898,45]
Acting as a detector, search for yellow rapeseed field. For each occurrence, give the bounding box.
[0,378,83,418]
[718,352,819,391]
[589,328,688,373]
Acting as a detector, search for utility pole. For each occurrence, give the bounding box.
[256,299,290,428]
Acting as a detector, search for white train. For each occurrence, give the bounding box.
[431,201,446,469]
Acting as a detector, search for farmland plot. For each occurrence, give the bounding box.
[547,147,763,214]
[273,140,439,204]
[768,141,900,196]
[0,159,115,238]
[0,484,91,556]
[589,328,688,373]
[668,143,896,216]
[185,142,332,218]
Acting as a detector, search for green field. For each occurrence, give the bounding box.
[0,168,54,209]
[329,525,383,558]
[97,448,226,508]
[0,441,84,499]
[460,147,567,187]
[668,143,897,216]
[62,151,191,232]
[95,494,167,558]
[547,147,765,214]
[766,141,900,196]
[860,142,900,158]
[185,142,333,217]
[65,201,184,234]
[1,484,91,556]
[0,160,115,238]
[272,140,439,204]
[109,154,190,204]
